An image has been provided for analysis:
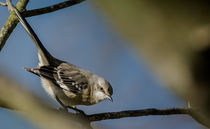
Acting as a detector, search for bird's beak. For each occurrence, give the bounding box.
[107,96,113,102]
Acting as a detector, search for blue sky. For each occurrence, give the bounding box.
[0,1,207,129]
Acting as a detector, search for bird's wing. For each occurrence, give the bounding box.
[39,63,88,93]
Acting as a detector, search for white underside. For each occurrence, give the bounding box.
[40,77,56,99]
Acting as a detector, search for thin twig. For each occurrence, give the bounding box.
[0,100,194,126]
[87,108,192,121]
[0,0,85,51]
[0,102,193,123]
[23,0,85,17]
[0,74,206,128]
[0,1,7,6]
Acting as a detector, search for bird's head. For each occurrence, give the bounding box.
[92,77,113,104]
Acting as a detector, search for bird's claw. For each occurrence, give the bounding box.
[67,106,85,115]
[57,107,68,112]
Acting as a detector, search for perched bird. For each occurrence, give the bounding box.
[10,3,113,111]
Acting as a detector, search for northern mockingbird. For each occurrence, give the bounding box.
[10,3,113,112]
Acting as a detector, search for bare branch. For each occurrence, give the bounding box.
[0,0,85,51]
[87,108,192,121]
[0,1,7,6]
[23,0,85,17]
[0,73,208,128]
[86,108,208,128]
[0,0,29,51]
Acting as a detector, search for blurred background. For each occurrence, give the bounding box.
[0,0,209,129]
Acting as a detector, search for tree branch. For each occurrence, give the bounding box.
[0,0,85,51]
[23,0,85,17]
[0,74,207,128]
[87,108,192,121]
[0,0,28,51]
[0,2,7,6]
[87,108,209,128]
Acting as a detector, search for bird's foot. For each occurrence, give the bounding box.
[57,107,68,112]
[67,106,85,115]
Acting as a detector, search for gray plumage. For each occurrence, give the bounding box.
[11,4,113,110]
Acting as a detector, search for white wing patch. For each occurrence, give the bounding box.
[57,71,70,91]
[57,81,70,91]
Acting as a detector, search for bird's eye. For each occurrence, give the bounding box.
[100,87,103,91]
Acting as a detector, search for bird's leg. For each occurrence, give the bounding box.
[55,96,84,114]
[67,106,85,115]
[55,96,68,112]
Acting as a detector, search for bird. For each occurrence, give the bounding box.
[9,3,113,112]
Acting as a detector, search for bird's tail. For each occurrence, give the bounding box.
[11,4,53,66]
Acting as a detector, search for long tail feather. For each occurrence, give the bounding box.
[12,5,53,66]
